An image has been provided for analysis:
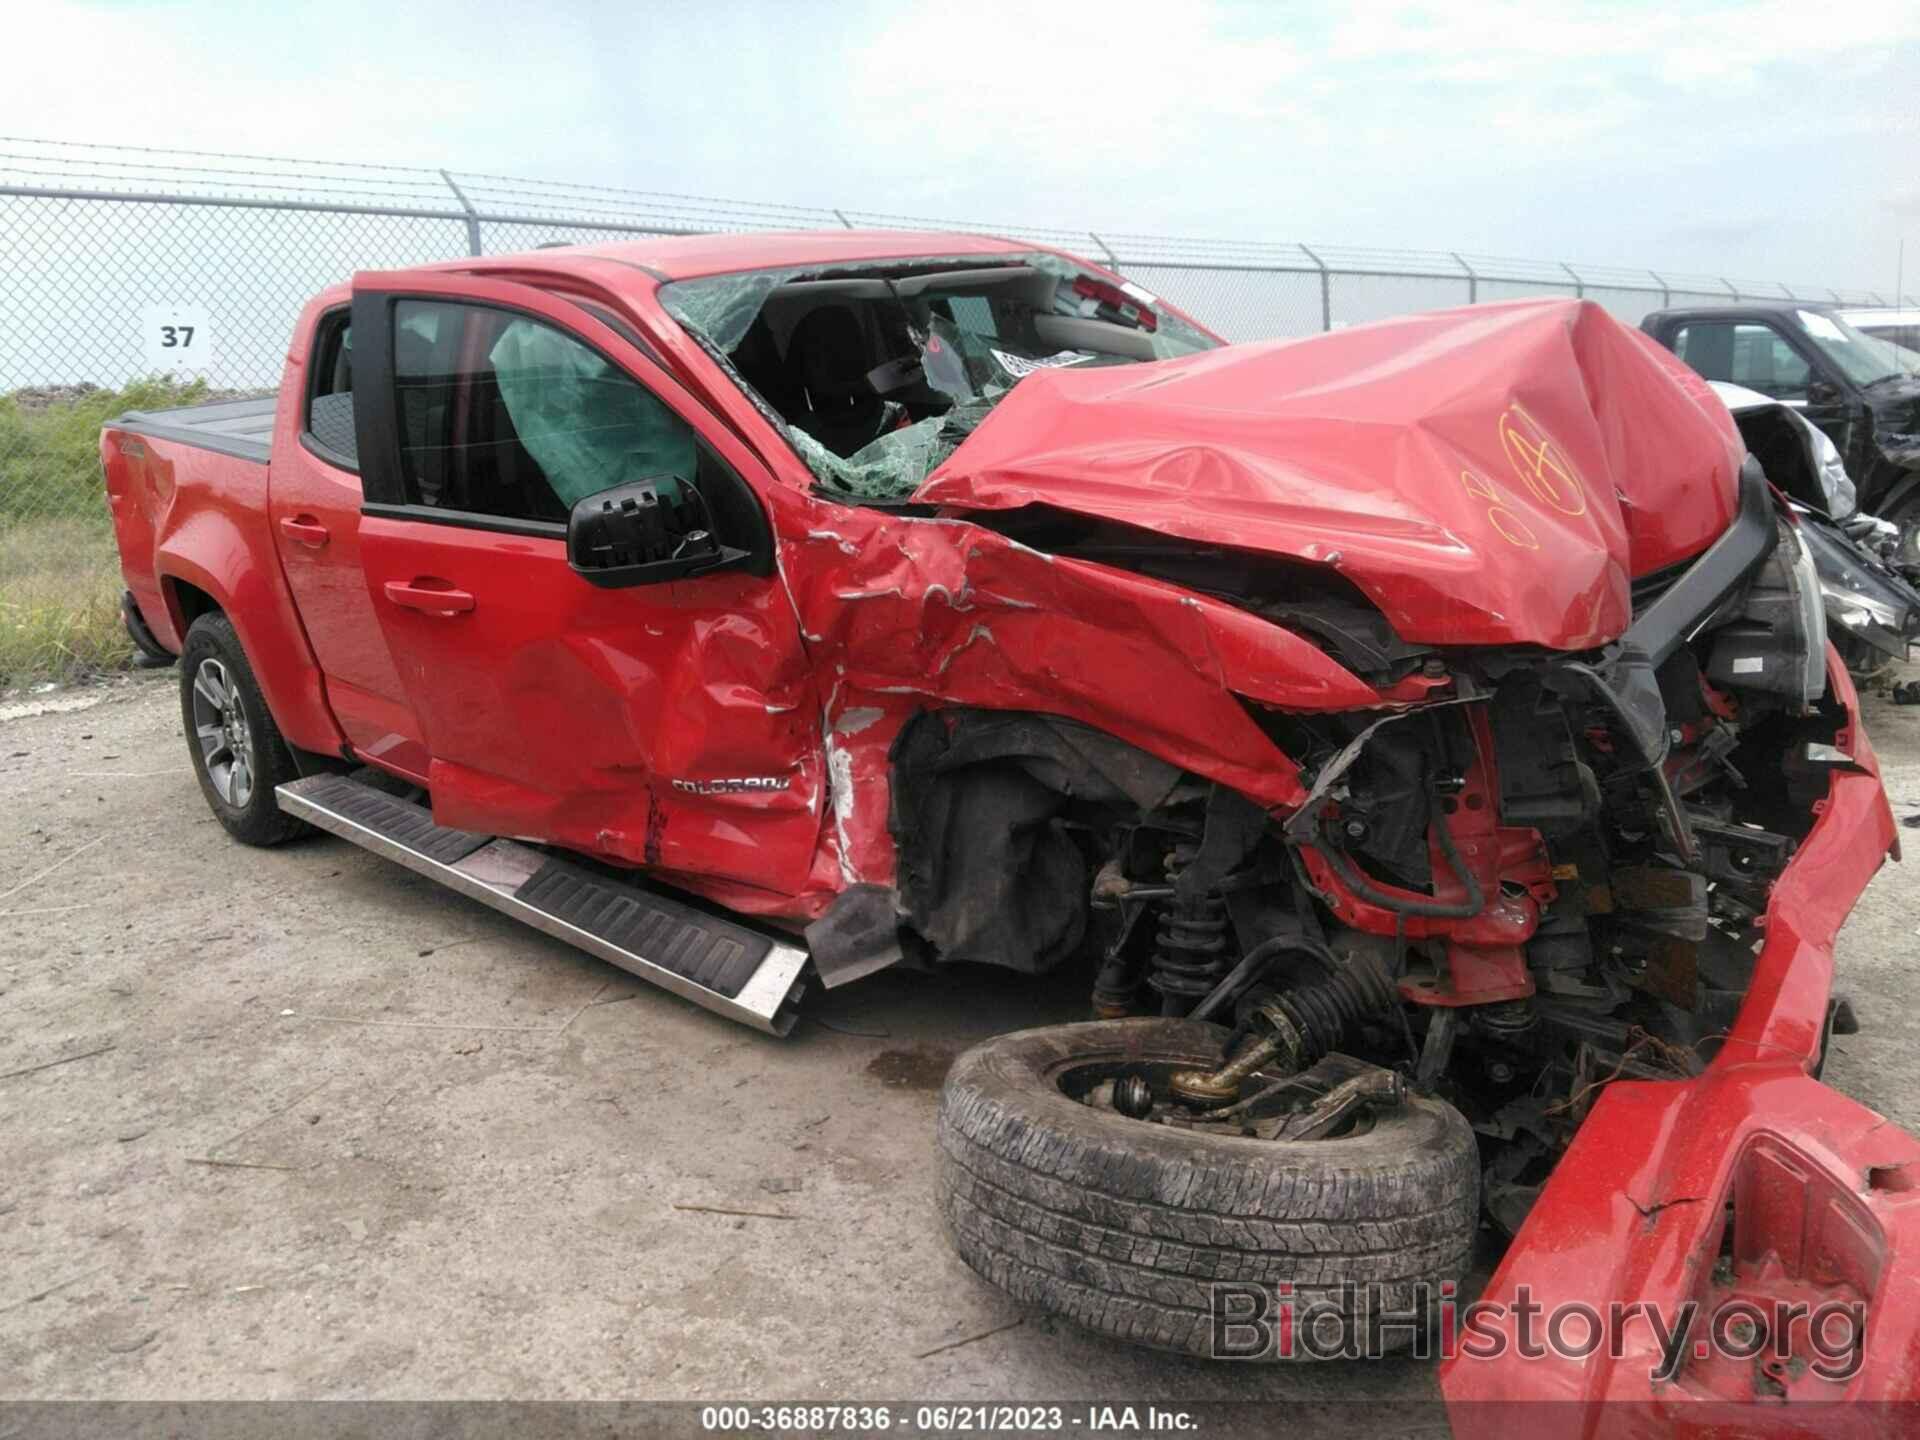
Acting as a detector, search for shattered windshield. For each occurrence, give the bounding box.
[1795,309,1911,388]
[659,253,1218,500]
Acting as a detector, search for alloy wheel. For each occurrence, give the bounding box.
[190,657,255,807]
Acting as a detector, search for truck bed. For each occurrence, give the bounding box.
[110,395,277,465]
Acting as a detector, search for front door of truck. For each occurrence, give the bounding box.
[346,271,823,899]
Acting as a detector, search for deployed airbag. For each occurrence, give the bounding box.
[490,319,696,502]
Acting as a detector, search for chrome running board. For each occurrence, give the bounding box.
[276,774,808,1035]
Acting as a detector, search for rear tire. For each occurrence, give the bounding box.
[936,1019,1479,1361]
[179,613,310,847]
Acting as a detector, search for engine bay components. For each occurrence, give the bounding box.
[893,457,1846,1250]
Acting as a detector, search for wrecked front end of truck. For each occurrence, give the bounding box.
[664,270,1916,1411]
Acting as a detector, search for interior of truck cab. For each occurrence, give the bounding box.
[776,303,892,455]
[305,310,358,464]
[381,299,703,524]
[660,255,1217,499]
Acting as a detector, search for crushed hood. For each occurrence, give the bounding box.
[915,299,1744,650]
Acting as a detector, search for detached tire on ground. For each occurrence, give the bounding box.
[179,613,311,847]
[936,1019,1479,1360]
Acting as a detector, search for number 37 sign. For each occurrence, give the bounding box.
[140,304,214,372]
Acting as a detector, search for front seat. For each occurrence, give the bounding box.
[728,312,798,418]
[785,305,889,457]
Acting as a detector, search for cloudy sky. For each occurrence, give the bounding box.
[7,0,1918,291]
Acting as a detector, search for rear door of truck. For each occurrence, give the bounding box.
[344,270,824,895]
[269,301,431,779]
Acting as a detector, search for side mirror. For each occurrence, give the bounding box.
[567,478,747,588]
[1805,378,1843,406]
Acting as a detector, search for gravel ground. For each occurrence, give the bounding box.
[2,667,1917,1403]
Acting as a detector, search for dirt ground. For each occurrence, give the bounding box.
[3,667,1918,1403]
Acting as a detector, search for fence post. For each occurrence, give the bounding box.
[1721,278,1740,300]
[439,170,483,257]
[832,208,854,229]
[1777,282,1795,299]
[1559,262,1583,298]
[1087,232,1119,268]
[1451,251,1477,304]
[1299,243,1331,331]
[1648,270,1670,308]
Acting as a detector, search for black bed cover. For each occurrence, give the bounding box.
[108,395,277,466]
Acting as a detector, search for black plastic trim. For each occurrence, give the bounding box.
[120,589,176,663]
[349,288,401,505]
[565,477,749,588]
[1623,454,1777,669]
[109,397,277,466]
[359,501,564,541]
[286,742,358,778]
[582,257,669,282]
[297,431,360,476]
[574,299,665,364]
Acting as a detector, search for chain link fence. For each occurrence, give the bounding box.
[2,136,1913,680]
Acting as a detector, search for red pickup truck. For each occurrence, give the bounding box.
[102,232,1920,1420]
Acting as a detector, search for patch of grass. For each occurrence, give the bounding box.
[0,378,215,685]
[0,519,134,686]
[0,376,212,526]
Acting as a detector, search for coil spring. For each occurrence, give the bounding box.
[1268,954,1398,1066]
[1148,844,1232,1014]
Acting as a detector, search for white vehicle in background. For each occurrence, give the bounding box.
[1643,302,1920,527]
[1712,380,1920,680]
[1840,308,1920,359]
